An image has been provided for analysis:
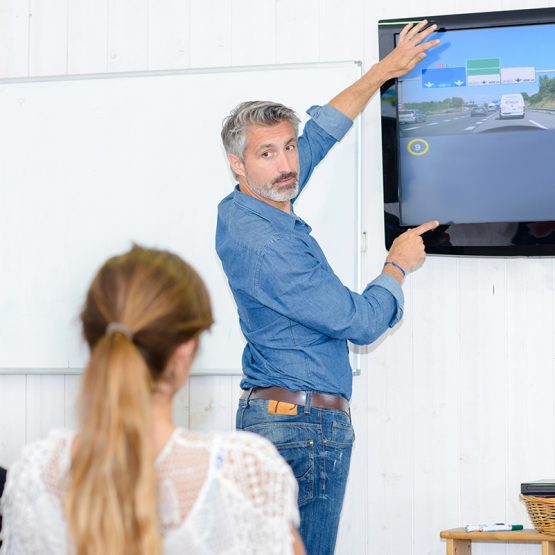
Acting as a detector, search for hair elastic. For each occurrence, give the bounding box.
[106,322,133,340]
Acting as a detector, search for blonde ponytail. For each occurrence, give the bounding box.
[67,331,161,555]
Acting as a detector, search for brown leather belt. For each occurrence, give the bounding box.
[241,386,349,413]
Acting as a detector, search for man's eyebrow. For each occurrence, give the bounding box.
[256,137,297,152]
[256,142,277,152]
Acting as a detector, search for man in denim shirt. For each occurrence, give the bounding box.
[217,21,440,554]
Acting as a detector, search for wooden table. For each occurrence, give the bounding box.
[440,528,555,555]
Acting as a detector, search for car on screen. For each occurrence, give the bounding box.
[399,110,427,124]
[471,105,487,117]
[499,93,525,119]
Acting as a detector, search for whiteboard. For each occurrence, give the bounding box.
[0,62,361,375]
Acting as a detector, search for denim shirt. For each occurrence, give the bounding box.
[216,104,404,400]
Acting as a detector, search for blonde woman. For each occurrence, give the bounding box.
[0,246,304,555]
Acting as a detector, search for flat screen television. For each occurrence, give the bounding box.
[379,7,555,255]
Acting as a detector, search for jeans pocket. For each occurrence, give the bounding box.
[330,420,355,447]
[275,440,314,506]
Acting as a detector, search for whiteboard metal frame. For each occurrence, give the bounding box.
[0,60,361,84]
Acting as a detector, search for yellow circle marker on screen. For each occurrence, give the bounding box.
[407,138,429,156]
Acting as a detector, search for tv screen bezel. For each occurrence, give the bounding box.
[379,7,555,256]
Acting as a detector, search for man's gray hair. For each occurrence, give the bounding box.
[221,101,301,160]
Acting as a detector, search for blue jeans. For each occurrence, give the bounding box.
[236,395,354,555]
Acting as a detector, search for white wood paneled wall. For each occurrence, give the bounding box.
[1,1,554,553]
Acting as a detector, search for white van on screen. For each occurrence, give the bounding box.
[499,93,525,119]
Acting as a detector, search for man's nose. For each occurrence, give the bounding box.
[277,151,293,173]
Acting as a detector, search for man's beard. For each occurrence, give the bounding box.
[245,171,299,202]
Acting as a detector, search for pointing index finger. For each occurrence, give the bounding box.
[411,220,439,236]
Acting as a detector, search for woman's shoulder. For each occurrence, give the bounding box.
[221,430,285,460]
[169,429,291,479]
[171,428,282,458]
[216,431,297,490]
[9,429,73,477]
[4,429,73,501]
[171,428,275,452]
[1,430,72,553]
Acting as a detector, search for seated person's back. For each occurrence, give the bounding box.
[2,428,297,554]
[0,246,303,555]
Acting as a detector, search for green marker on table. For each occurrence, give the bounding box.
[465,523,524,532]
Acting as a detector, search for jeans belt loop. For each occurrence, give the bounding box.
[304,391,312,415]
[245,387,254,407]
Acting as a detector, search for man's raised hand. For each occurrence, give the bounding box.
[378,20,440,82]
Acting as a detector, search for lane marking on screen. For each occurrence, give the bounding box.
[529,119,548,129]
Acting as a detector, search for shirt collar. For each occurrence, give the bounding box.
[232,185,310,232]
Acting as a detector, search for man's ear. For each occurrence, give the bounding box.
[228,154,246,178]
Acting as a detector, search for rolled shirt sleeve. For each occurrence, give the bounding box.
[306,104,353,141]
[296,104,354,195]
[364,273,404,326]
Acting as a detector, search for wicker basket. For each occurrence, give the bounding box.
[521,494,555,534]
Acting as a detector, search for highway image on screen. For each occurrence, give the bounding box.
[397,24,555,138]
[395,22,555,226]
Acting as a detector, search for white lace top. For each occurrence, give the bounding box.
[0,428,299,554]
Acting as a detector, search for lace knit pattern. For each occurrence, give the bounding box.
[0,429,299,555]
